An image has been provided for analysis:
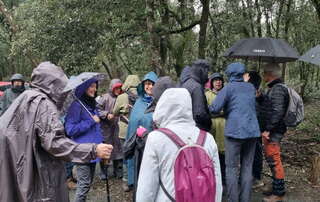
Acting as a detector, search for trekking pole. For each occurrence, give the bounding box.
[104,160,111,202]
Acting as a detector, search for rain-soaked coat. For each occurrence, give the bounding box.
[136,88,222,202]
[113,75,140,139]
[126,71,158,186]
[0,62,98,202]
[180,60,212,132]
[97,79,123,160]
[0,74,26,116]
[205,88,226,152]
[130,76,175,197]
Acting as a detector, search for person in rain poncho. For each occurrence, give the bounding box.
[180,60,212,132]
[0,73,27,116]
[209,62,260,202]
[97,79,123,180]
[125,72,158,190]
[64,77,104,202]
[112,75,140,191]
[136,88,222,202]
[205,72,226,185]
[0,62,113,202]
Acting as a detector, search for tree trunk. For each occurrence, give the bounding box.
[310,155,320,185]
[255,0,262,37]
[311,0,320,23]
[281,0,293,80]
[160,0,169,70]
[246,0,255,37]
[198,0,210,59]
[145,0,163,75]
[275,0,284,38]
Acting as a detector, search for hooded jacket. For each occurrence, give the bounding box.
[128,76,176,194]
[0,62,98,202]
[126,71,158,186]
[65,78,103,156]
[209,63,260,139]
[205,73,226,152]
[97,79,123,160]
[180,60,212,132]
[113,75,141,139]
[136,88,222,202]
[0,74,26,116]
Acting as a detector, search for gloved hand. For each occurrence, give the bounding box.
[136,126,147,137]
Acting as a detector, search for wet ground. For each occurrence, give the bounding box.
[69,100,320,201]
[69,172,320,202]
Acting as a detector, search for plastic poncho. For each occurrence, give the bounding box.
[0,62,98,202]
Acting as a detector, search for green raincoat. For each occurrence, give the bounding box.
[206,89,226,152]
[112,75,140,139]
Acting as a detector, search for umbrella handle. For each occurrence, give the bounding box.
[74,95,95,120]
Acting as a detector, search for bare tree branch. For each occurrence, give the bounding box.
[158,20,200,35]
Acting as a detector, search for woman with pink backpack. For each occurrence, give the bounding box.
[136,88,222,202]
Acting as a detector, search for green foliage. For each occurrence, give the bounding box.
[0,0,318,92]
[11,0,111,75]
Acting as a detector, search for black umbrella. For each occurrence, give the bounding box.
[299,45,320,66]
[223,37,299,63]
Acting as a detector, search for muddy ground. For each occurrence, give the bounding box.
[69,99,320,202]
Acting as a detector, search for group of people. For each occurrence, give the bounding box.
[0,59,290,202]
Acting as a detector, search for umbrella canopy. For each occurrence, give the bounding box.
[63,72,106,93]
[299,45,320,66]
[223,37,299,63]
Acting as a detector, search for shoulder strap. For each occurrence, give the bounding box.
[196,130,207,146]
[159,178,175,202]
[156,128,186,148]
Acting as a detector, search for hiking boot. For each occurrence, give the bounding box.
[252,179,265,189]
[262,184,273,196]
[66,178,77,190]
[263,195,284,202]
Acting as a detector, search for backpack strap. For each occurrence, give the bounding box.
[156,128,186,148]
[159,178,176,202]
[196,130,207,146]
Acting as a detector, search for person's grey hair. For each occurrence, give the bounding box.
[263,63,282,78]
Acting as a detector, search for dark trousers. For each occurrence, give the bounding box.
[100,159,123,178]
[252,138,263,180]
[219,153,226,185]
[225,137,257,202]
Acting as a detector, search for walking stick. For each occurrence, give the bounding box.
[104,160,111,202]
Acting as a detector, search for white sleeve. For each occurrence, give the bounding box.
[136,132,160,202]
[206,133,223,202]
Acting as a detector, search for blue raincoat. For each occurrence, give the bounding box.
[126,71,158,186]
[65,78,103,162]
[209,62,260,139]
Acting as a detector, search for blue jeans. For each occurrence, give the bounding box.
[65,162,75,179]
[74,163,96,202]
[225,137,257,202]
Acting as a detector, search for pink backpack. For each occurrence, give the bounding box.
[157,128,216,202]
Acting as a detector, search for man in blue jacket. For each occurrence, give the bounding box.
[209,62,260,202]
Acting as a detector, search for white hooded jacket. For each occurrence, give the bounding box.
[136,88,222,202]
